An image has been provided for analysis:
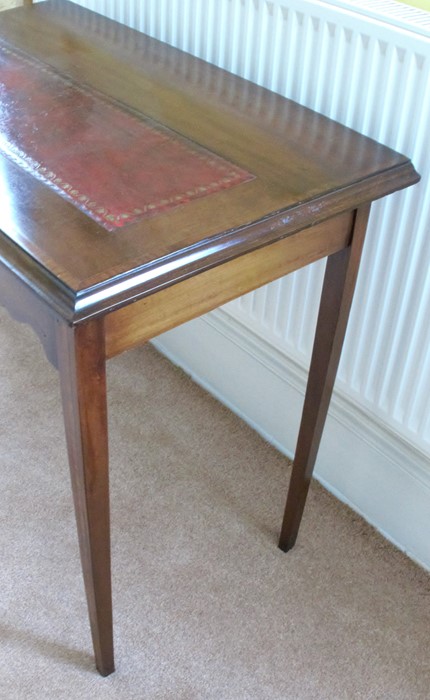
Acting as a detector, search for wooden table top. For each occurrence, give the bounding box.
[0,0,419,322]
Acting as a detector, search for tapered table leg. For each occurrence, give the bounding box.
[56,318,114,676]
[279,204,371,552]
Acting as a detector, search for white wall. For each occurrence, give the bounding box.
[65,0,430,569]
[0,1,23,11]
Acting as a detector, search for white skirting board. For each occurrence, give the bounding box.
[152,310,430,571]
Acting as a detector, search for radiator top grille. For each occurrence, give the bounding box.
[328,0,430,37]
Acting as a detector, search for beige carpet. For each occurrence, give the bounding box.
[1,305,429,699]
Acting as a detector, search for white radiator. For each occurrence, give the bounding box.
[68,0,430,451]
[50,0,430,567]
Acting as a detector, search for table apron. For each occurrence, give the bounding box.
[105,210,354,359]
[0,257,59,368]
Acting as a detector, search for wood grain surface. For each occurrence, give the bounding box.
[0,0,419,322]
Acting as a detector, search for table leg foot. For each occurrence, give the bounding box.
[56,318,114,676]
[279,204,371,552]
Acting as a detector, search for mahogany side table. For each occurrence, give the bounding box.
[0,0,419,676]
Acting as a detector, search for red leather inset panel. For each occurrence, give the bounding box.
[0,43,254,231]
